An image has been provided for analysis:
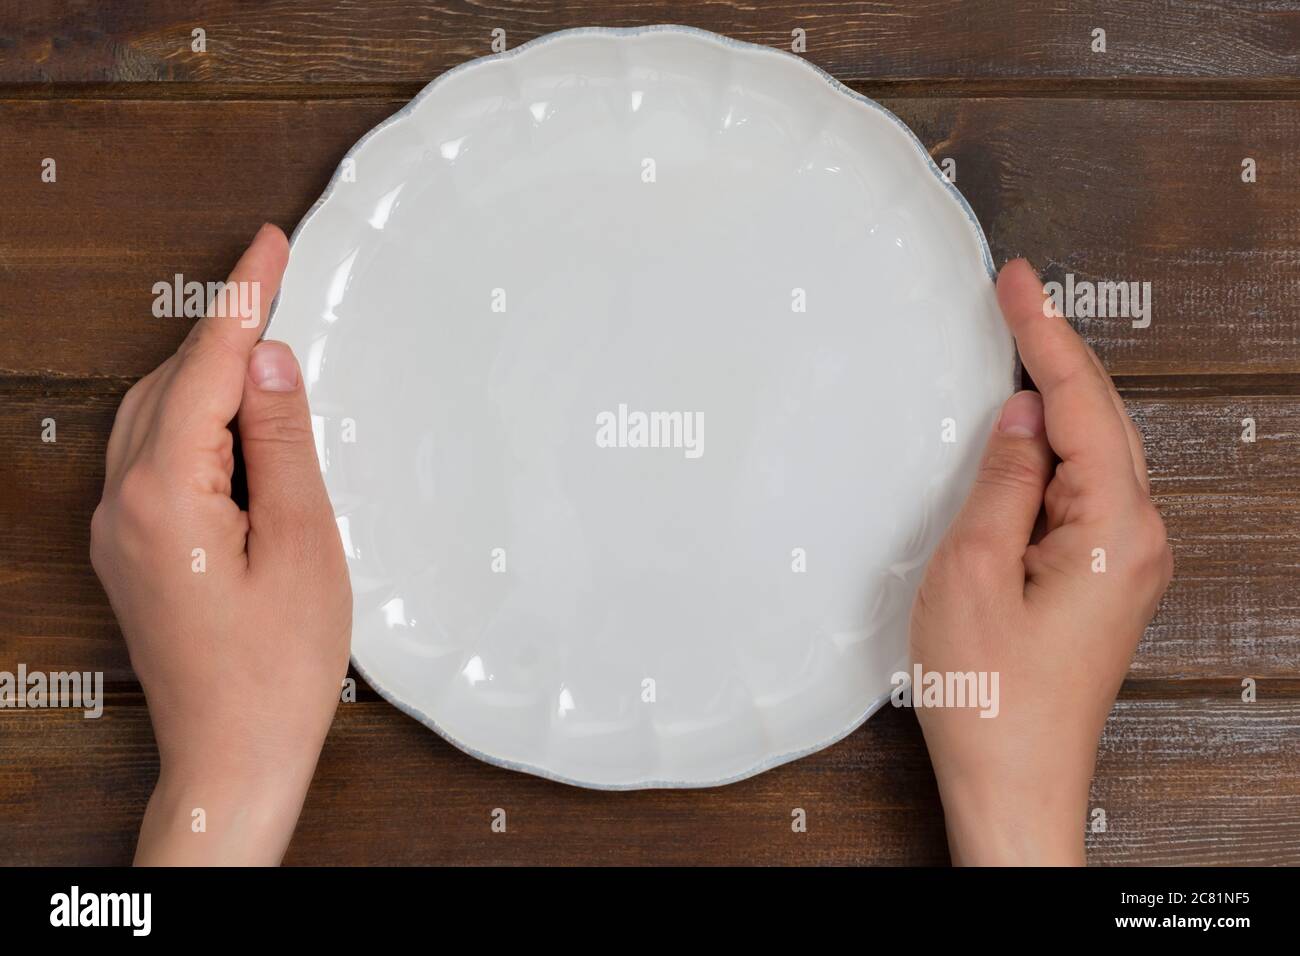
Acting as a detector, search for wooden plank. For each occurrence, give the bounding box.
[899,98,1300,376]
[2,377,1297,684]
[0,378,125,682]
[1087,694,1300,866]
[0,97,1295,379]
[3,1,1298,88]
[1,694,1294,865]
[1127,396,1300,679]
[0,98,396,379]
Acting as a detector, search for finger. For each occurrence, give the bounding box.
[103,363,166,488]
[943,390,1053,569]
[164,224,290,432]
[998,259,1141,501]
[237,340,337,573]
[1080,340,1151,494]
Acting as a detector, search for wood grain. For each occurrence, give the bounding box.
[2,1,1298,869]
[1,694,1294,865]
[1128,396,1300,679]
[2,1,1298,89]
[2,377,1297,684]
[1086,695,1300,866]
[0,98,1297,379]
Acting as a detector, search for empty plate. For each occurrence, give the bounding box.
[267,25,1013,788]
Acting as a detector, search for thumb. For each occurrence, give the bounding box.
[238,340,336,571]
[943,390,1053,566]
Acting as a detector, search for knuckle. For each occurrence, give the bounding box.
[113,466,169,536]
[119,381,144,414]
[1128,505,1173,581]
[937,531,1002,580]
[90,467,168,572]
[113,380,148,427]
[977,449,1045,497]
[1129,420,1150,457]
[88,502,110,569]
[190,330,246,368]
[1145,511,1173,573]
[1139,505,1168,551]
[117,466,156,510]
[1159,542,1175,585]
[245,402,313,448]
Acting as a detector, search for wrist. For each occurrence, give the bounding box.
[136,759,315,866]
[937,771,1088,866]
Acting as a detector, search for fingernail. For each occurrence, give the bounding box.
[249,340,299,391]
[997,389,1044,438]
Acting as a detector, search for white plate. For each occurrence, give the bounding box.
[268,25,1013,789]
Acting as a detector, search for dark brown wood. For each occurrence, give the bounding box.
[1,1,1298,867]
[3,1,1298,89]
[1,694,1294,865]
[1127,396,1300,678]
[0,98,1297,379]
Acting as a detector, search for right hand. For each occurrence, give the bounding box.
[909,259,1173,865]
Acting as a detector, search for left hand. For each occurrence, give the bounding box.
[91,223,352,865]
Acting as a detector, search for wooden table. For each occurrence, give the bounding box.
[1,2,1297,865]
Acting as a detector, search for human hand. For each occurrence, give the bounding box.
[91,224,351,865]
[909,259,1173,866]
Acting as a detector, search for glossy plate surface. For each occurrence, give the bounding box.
[268,26,1013,788]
